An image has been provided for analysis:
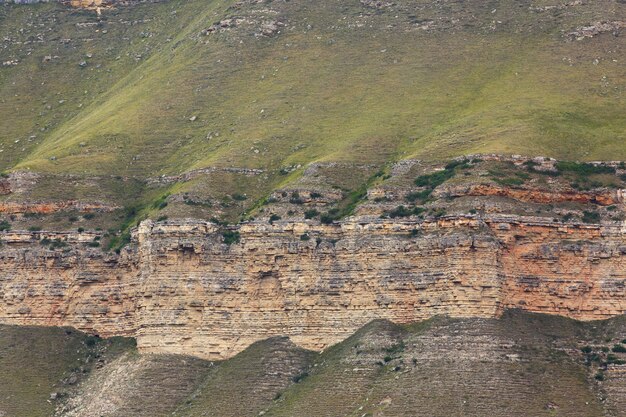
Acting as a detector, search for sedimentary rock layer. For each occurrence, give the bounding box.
[0,216,624,359]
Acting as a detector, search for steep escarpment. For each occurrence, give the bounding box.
[0,230,137,336]
[0,215,624,360]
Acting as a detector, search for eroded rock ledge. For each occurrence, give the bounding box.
[0,215,624,360]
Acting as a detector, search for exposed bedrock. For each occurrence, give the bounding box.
[0,216,625,359]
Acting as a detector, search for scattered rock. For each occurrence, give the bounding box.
[360,0,393,9]
[567,21,626,40]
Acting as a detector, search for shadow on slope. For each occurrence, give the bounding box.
[3,311,625,416]
[0,325,133,417]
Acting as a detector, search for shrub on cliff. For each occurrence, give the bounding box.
[384,206,426,219]
[413,160,467,195]
[555,161,615,176]
[582,211,601,224]
[289,191,304,205]
[320,208,341,224]
[269,214,281,224]
[414,169,454,188]
[304,209,319,219]
[612,344,626,353]
[0,220,10,232]
[292,372,309,383]
[222,230,241,245]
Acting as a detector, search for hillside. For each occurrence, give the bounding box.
[1,312,625,417]
[0,0,624,226]
[0,2,625,416]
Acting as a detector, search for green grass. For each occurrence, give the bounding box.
[0,0,624,233]
[0,325,135,417]
[1,0,624,181]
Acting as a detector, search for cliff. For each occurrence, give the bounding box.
[0,215,624,360]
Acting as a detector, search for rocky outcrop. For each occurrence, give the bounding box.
[0,201,118,214]
[0,215,624,360]
[0,0,162,7]
[0,179,10,196]
[568,21,626,40]
[437,183,624,206]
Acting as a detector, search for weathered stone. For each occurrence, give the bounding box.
[0,216,624,360]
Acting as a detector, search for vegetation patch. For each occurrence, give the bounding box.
[222,230,241,245]
[0,220,10,232]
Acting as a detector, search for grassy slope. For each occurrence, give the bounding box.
[0,0,624,183]
[1,313,625,416]
[0,325,134,417]
[261,312,623,417]
[173,311,626,417]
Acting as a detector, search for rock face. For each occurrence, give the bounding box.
[0,216,625,360]
[0,0,160,7]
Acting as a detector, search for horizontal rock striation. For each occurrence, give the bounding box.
[0,201,119,214]
[0,216,625,359]
[0,0,162,7]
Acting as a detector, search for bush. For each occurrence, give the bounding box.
[289,191,304,205]
[445,160,470,170]
[582,211,601,224]
[319,208,341,224]
[85,336,99,347]
[50,239,68,249]
[87,241,100,248]
[386,206,425,219]
[300,233,310,241]
[222,230,240,245]
[414,169,454,188]
[0,220,10,232]
[41,238,67,249]
[606,354,625,365]
[151,193,170,210]
[269,214,281,224]
[77,227,85,233]
[556,161,615,176]
[612,344,626,353]
[310,192,322,199]
[595,372,605,381]
[581,346,593,354]
[292,372,309,383]
[405,190,432,202]
[28,226,42,232]
[231,193,247,201]
[157,215,168,222]
[304,209,319,219]
[83,213,96,220]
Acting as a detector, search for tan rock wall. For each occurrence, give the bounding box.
[0,217,624,359]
